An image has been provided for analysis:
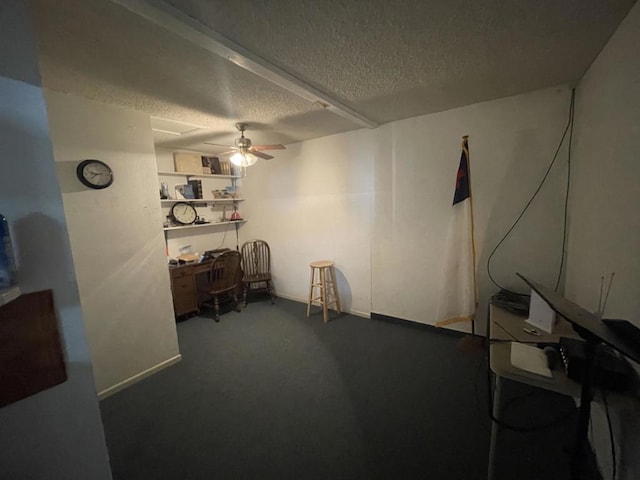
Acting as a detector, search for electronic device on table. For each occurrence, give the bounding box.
[201,248,230,262]
[558,336,634,390]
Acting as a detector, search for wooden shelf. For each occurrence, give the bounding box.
[160,198,244,204]
[0,286,21,307]
[157,171,242,179]
[163,220,246,231]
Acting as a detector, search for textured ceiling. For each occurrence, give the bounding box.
[168,0,636,122]
[29,0,636,151]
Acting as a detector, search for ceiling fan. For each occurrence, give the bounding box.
[204,123,285,167]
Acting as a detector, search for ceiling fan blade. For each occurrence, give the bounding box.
[250,150,274,160]
[251,144,286,151]
[203,142,234,148]
[216,150,238,156]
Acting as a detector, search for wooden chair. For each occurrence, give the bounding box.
[198,250,242,322]
[240,240,276,307]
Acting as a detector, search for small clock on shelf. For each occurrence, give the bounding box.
[170,202,198,225]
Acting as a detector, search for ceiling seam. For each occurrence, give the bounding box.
[109,0,378,129]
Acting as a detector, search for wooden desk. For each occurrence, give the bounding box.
[169,261,212,317]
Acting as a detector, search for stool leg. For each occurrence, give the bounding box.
[329,266,341,314]
[319,267,328,323]
[307,267,315,317]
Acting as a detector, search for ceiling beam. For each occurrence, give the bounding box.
[109,0,378,129]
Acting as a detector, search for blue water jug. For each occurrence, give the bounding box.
[0,214,17,289]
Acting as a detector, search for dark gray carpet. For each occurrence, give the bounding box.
[100,298,589,479]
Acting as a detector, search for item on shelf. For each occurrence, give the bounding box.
[220,158,232,175]
[212,189,230,199]
[203,156,221,174]
[230,205,242,221]
[174,152,202,173]
[187,179,203,199]
[160,182,169,199]
[201,156,212,174]
[176,184,195,199]
[170,202,198,225]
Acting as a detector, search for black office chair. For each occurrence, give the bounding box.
[198,250,242,322]
[240,240,276,307]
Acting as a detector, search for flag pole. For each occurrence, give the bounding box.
[462,135,479,337]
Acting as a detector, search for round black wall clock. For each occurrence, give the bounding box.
[170,202,197,225]
[76,159,114,189]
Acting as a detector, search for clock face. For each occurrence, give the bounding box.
[77,159,113,189]
[171,202,197,225]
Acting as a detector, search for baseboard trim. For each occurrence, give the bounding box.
[371,312,466,338]
[275,293,371,319]
[98,354,182,400]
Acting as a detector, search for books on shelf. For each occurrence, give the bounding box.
[202,156,220,174]
[220,158,232,175]
[175,184,194,199]
[187,179,203,199]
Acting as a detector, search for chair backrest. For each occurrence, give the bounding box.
[240,240,271,277]
[207,250,241,293]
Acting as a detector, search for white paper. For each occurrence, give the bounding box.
[526,290,556,333]
[510,342,552,378]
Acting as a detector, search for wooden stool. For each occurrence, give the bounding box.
[306,260,342,323]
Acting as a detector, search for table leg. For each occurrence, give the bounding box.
[488,374,502,480]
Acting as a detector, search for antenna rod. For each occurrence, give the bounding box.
[601,272,615,315]
[598,275,604,314]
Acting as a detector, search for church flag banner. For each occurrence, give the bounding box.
[436,136,478,328]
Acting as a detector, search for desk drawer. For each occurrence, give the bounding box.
[171,267,193,279]
[171,276,197,316]
[173,276,193,290]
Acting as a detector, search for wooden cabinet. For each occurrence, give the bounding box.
[169,261,211,317]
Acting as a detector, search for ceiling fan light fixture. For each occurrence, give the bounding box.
[230,151,257,167]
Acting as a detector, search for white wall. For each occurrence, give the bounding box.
[566,3,640,324]
[240,87,571,325]
[0,3,111,479]
[156,147,244,257]
[566,3,640,478]
[372,87,572,331]
[45,91,180,396]
[240,130,375,317]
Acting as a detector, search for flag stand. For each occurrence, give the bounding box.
[458,135,485,353]
[456,324,485,353]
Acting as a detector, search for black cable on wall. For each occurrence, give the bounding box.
[486,88,576,294]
